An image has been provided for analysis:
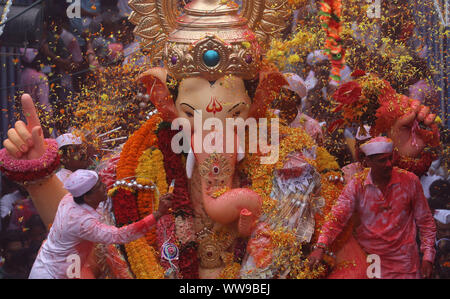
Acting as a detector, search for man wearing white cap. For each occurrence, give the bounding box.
[55,132,98,185]
[29,169,172,279]
[309,137,436,278]
[55,133,83,184]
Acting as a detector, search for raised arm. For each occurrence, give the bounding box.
[1,94,68,227]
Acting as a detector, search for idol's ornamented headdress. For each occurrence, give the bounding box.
[129,0,293,81]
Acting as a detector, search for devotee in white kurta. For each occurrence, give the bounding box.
[29,169,172,278]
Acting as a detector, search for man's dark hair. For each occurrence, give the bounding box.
[73,184,97,205]
[428,179,450,210]
[0,230,27,250]
[73,195,85,205]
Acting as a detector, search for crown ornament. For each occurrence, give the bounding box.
[129,0,293,81]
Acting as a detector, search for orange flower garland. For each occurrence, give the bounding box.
[112,114,164,279]
[116,114,162,180]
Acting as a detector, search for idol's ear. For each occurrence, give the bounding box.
[137,67,177,121]
[248,71,288,119]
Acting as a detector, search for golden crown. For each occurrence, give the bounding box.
[129,0,292,81]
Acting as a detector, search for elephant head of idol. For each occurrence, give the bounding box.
[130,0,291,236]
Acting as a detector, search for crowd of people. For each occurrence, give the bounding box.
[1,0,138,278]
[0,0,448,279]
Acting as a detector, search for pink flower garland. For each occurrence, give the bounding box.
[0,139,60,183]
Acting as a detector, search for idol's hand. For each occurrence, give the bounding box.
[388,99,437,158]
[3,94,45,160]
[153,193,174,220]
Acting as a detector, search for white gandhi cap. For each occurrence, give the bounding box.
[360,136,394,156]
[56,133,82,149]
[64,169,99,197]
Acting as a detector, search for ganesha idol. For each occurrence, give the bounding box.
[0,0,439,279]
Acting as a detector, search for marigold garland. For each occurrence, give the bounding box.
[319,0,345,82]
[125,238,165,279]
[111,114,163,278]
[393,149,438,177]
[112,113,348,279]
[116,115,162,180]
[135,148,168,246]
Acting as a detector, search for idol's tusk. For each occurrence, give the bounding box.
[186,148,195,179]
[237,143,245,162]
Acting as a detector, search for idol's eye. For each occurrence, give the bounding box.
[180,103,197,118]
[232,110,241,118]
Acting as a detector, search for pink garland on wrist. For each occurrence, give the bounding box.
[0,139,60,184]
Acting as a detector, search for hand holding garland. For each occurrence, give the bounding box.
[153,191,174,221]
[332,72,440,175]
[387,99,439,158]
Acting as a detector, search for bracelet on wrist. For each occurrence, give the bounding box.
[0,139,60,184]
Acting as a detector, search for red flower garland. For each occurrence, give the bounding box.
[156,214,180,276]
[333,81,361,106]
[112,188,140,226]
[156,124,199,279]
[156,124,192,214]
[393,150,437,178]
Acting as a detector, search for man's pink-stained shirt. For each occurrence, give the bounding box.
[318,167,436,278]
[29,193,156,279]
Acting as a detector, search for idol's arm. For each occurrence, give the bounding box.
[26,175,68,227]
[0,94,68,228]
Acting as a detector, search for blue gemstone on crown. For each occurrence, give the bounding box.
[203,50,220,67]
